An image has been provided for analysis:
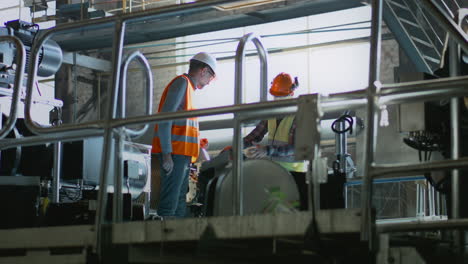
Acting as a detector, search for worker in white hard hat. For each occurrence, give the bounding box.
[242,72,309,211]
[151,52,217,218]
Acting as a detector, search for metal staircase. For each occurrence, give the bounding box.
[383,0,464,75]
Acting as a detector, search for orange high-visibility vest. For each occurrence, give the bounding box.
[152,75,199,160]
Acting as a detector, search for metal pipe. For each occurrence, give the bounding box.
[449,38,460,221]
[233,32,268,215]
[7,75,468,151]
[52,142,62,203]
[24,31,105,134]
[449,16,462,255]
[361,0,383,243]
[416,183,421,217]
[380,76,468,94]
[379,75,468,104]
[335,118,347,174]
[380,87,468,106]
[377,219,468,233]
[98,73,101,119]
[372,157,468,177]
[113,129,124,222]
[23,0,235,135]
[119,51,153,138]
[111,75,467,129]
[95,20,126,256]
[22,64,468,136]
[0,130,103,151]
[29,0,235,36]
[419,0,468,55]
[0,36,25,139]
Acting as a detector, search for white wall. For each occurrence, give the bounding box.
[171,6,374,147]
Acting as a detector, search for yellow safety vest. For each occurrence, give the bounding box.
[268,116,307,172]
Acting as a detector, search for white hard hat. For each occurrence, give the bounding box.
[191,52,217,75]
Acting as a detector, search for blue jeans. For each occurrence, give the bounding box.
[156,154,190,218]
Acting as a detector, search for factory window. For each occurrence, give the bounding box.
[176,6,371,120]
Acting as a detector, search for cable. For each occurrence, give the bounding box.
[331,114,353,135]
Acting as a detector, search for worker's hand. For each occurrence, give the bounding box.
[162,153,174,175]
[244,143,267,159]
[221,145,232,152]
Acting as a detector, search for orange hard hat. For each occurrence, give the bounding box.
[269,73,299,97]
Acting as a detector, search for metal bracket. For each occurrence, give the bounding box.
[295,94,323,161]
[312,157,328,184]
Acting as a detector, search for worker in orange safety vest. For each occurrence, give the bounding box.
[152,52,217,218]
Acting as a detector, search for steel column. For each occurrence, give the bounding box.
[95,19,126,257]
[232,33,268,215]
[361,0,383,245]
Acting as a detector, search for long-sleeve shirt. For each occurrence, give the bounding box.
[158,74,194,154]
[243,118,296,157]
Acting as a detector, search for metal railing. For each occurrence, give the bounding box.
[0,0,466,258]
[362,0,468,251]
[118,50,154,138]
[0,36,25,139]
[232,32,268,215]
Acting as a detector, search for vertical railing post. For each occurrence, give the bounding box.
[112,51,154,222]
[52,142,62,203]
[361,0,383,249]
[95,19,126,256]
[233,32,268,215]
[0,36,25,139]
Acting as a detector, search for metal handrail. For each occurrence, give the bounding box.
[232,32,269,216]
[361,0,383,245]
[377,218,468,233]
[0,129,103,150]
[119,51,153,138]
[372,157,468,177]
[23,0,235,136]
[95,19,126,256]
[2,75,466,150]
[0,36,25,139]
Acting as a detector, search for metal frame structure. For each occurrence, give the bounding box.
[0,36,25,139]
[0,0,467,261]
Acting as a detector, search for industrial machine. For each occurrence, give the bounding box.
[0,20,62,88]
[0,19,153,228]
[195,151,299,217]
